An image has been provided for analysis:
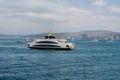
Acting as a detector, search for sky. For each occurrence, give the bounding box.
[0,0,120,34]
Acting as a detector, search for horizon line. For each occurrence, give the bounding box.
[0,30,120,35]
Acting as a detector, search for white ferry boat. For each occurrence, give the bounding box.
[28,32,75,50]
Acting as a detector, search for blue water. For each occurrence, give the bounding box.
[0,39,120,80]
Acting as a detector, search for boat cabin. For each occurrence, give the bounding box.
[45,32,55,39]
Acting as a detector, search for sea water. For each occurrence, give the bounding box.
[0,39,120,80]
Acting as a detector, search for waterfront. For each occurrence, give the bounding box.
[0,39,120,80]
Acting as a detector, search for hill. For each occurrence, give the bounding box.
[0,30,120,39]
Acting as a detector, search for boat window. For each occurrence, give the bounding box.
[45,36,55,39]
[36,41,58,44]
[35,45,60,47]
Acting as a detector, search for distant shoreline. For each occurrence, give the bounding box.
[0,30,120,40]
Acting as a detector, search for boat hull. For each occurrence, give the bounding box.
[28,47,73,50]
[28,44,74,50]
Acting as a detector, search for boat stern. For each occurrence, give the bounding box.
[64,43,75,50]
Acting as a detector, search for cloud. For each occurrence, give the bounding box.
[108,6,120,13]
[91,0,106,6]
[0,0,93,24]
[0,0,120,34]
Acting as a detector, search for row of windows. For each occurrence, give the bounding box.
[36,41,58,44]
[34,45,61,47]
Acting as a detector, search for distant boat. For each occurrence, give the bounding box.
[107,38,113,42]
[91,38,98,42]
[28,32,75,50]
[91,37,99,42]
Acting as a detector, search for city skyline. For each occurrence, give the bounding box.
[0,0,120,34]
